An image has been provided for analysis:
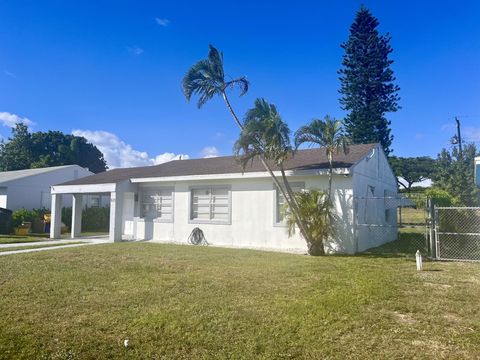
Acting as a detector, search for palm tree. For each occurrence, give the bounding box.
[285,189,334,255]
[182,45,248,129]
[234,98,311,246]
[183,46,312,247]
[294,116,349,205]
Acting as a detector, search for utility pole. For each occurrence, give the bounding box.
[455,117,463,157]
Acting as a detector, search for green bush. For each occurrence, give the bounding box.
[12,208,49,230]
[62,206,110,232]
[425,187,459,207]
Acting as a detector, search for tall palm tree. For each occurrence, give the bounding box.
[183,46,312,247]
[295,116,350,205]
[234,98,311,244]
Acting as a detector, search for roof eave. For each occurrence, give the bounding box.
[131,167,351,183]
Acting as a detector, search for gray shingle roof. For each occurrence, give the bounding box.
[57,143,377,186]
[0,165,84,185]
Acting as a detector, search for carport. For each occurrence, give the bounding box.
[50,179,137,242]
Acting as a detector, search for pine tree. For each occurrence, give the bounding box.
[338,6,400,155]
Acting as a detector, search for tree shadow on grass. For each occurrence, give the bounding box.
[355,232,428,259]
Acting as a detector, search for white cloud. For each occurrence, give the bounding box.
[72,129,189,169]
[464,127,480,142]
[0,112,34,127]
[3,70,15,78]
[200,146,220,158]
[127,46,144,56]
[153,152,189,164]
[155,17,170,26]
[398,177,432,188]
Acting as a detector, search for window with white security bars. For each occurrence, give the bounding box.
[141,188,173,221]
[275,182,305,224]
[190,187,230,223]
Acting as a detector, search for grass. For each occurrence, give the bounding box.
[398,207,426,225]
[364,228,427,257]
[0,242,85,253]
[0,240,479,359]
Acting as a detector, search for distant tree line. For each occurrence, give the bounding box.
[389,143,480,206]
[0,123,107,173]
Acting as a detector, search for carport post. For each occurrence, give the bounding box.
[109,191,123,242]
[50,194,63,239]
[71,194,83,238]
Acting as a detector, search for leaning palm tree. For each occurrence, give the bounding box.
[294,116,349,205]
[183,46,312,248]
[234,98,312,246]
[182,45,248,129]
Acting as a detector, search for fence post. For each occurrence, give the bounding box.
[428,198,436,259]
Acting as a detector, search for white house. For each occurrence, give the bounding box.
[50,143,399,254]
[0,165,96,211]
[475,156,480,187]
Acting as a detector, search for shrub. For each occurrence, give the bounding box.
[12,208,49,230]
[284,189,334,256]
[424,187,459,207]
[62,206,110,232]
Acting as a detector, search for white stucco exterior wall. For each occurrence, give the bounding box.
[123,174,357,253]
[351,145,399,252]
[1,165,92,211]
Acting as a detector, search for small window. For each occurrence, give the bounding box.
[384,189,396,225]
[275,182,305,223]
[190,187,230,223]
[141,188,173,221]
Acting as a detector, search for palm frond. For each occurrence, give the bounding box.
[181,45,226,108]
[225,76,249,96]
[235,98,292,166]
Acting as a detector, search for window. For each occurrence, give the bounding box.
[275,182,305,224]
[384,189,395,224]
[141,188,173,221]
[190,187,230,223]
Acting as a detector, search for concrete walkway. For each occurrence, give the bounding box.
[0,237,110,256]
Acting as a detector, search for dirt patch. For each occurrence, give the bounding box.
[392,311,417,325]
[424,282,452,290]
[443,313,461,322]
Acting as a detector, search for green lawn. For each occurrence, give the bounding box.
[0,242,85,253]
[0,239,479,359]
[398,207,426,225]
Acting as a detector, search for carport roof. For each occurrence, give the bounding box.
[56,143,378,186]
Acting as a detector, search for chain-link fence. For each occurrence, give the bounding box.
[354,193,427,252]
[433,207,480,261]
[398,193,428,227]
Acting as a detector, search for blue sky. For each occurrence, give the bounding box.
[0,0,479,168]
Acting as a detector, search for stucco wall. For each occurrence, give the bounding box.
[352,145,398,252]
[3,166,92,211]
[123,175,356,253]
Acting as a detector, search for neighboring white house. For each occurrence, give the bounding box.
[0,165,101,211]
[50,143,400,254]
[475,156,480,187]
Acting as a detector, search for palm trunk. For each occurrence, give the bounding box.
[221,90,314,248]
[279,167,317,250]
[327,151,333,205]
[222,91,243,130]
